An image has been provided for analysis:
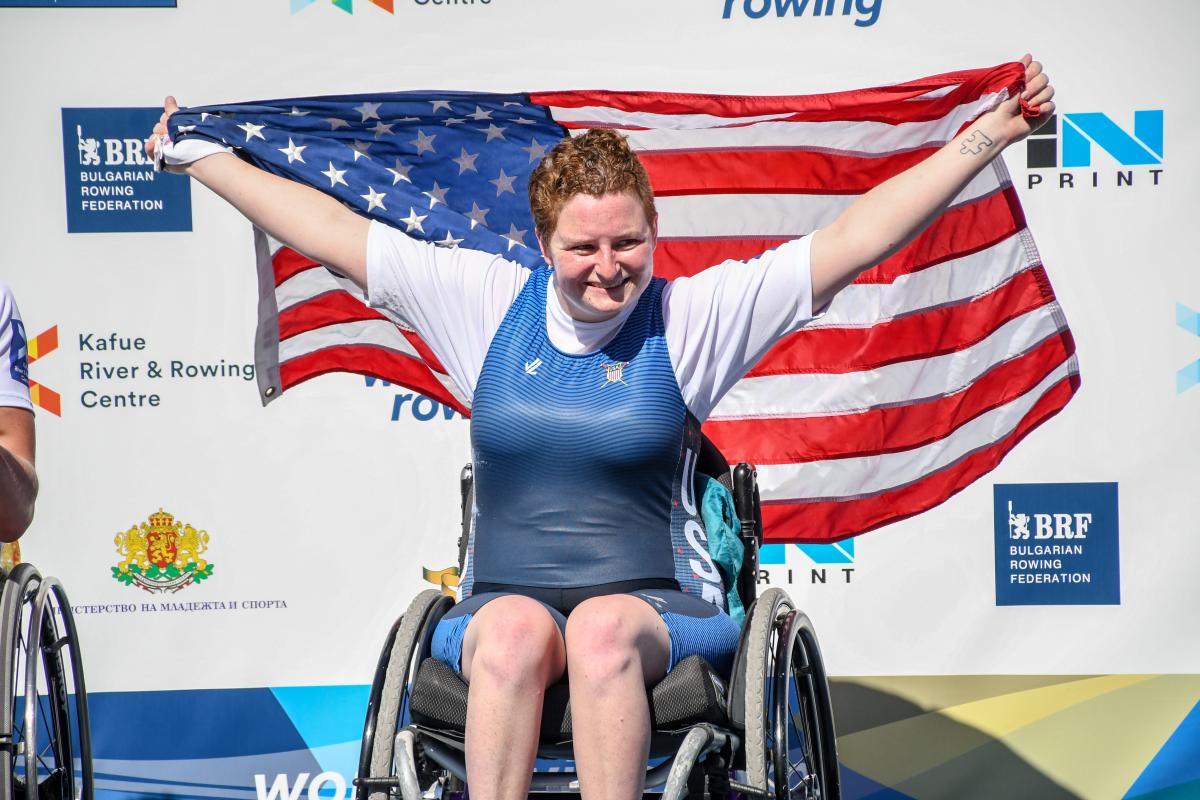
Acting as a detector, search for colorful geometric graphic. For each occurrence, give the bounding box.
[75,674,1200,798]
[290,0,393,13]
[1178,303,1200,394]
[26,324,61,416]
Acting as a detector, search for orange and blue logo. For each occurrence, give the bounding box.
[290,0,393,13]
[27,325,61,417]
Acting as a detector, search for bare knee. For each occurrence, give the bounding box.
[465,596,564,688]
[566,596,667,687]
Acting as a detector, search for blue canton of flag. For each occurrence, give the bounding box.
[169,92,565,269]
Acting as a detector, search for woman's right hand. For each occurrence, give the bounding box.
[144,95,180,161]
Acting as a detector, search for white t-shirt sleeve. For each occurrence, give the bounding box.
[365,221,529,401]
[0,283,33,412]
[664,234,818,421]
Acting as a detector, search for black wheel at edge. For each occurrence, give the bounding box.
[770,609,841,800]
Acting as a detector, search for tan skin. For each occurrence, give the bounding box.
[146,56,1054,800]
[0,406,36,542]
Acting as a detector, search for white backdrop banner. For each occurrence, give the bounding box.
[1,1,1197,798]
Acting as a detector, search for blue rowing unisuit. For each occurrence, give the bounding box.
[461,268,725,608]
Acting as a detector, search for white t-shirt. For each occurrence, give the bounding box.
[365,222,817,421]
[0,283,33,413]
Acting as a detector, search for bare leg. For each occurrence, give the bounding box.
[462,596,566,800]
[566,595,670,800]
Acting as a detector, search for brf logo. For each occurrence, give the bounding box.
[1007,501,1092,541]
[61,108,192,233]
[1026,110,1164,190]
[994,483,1120,606]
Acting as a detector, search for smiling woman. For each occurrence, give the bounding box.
[145,56,1055,798]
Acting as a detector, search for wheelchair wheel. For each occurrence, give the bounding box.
[0,563,94,800]
[740,587,839,800]
[769,609,840,800]
[357,589,453,800]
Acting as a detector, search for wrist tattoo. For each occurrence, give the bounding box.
[960,129,995,156]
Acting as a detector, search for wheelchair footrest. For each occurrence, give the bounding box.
[409,654,730,741]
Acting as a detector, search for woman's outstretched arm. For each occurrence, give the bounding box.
[146,97,370,290]
[810,55,1055,310]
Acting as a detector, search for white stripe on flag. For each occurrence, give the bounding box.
[275,267,365,313]
[278,319,421,363]
[653,167,1006,238]
[710,304,1067,419]
[618,94,1008,156]
[757,359,1077,501]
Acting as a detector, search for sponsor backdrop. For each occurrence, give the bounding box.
[1,0,1197,797]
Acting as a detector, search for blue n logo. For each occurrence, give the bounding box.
[1062,111,1163,168]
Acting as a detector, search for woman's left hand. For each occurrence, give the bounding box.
[982,54,1056,145]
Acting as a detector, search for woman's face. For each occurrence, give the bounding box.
[539,190,656,323]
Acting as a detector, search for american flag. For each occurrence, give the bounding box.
[169,62,1079,543]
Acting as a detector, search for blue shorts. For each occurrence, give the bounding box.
[431,579,741,678]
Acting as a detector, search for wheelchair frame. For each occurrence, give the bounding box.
[356,450,840,800]
[0,561,94,800]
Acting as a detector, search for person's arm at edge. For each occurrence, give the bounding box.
[147,97,370,291]
[809,55,1055,311]
[0,407,36,542]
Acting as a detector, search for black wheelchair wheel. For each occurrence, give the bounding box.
[0,564,94,800]
[768,609,840,800]
[356,589,453,800]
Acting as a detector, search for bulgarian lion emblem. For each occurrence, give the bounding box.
[112,509,214,592]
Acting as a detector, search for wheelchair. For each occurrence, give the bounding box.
[355,438,840,800]
[0,544,94,800]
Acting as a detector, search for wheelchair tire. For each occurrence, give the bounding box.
[769,609,840,800]
[0,564,94,800]
[740,586,791,792]
[360,589,452,800]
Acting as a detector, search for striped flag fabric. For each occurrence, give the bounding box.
[169,61,1079,543]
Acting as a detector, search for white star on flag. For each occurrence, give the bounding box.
[369,121,395,137]
[351,141,372,161]
[490,168,517,196]
[322,162,348,188]
[479,123,507,142]
[453,147,479,174]
[430,99,453,113]
[412,130,437,156]
[354,101,382,122]
[325,117,349,130]
[435,231,464,248]
[467,105,493,121]
[423,182,449,208]
[504,223,528,250]
[238,122,266,142]
[465,201,490,229]
[279,138,306,163]
[522,139,549,163]
[361,187,386,212]
[387,159,412,185]
[401,207,427,234]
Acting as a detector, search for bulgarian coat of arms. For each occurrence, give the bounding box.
[113,509,214,593]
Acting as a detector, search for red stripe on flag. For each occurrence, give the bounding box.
[758,374,1079,543]
[279,347,469,417]
[654,238,795,279]
[533,63,1023,125]
[277,291,389,341]
[705,330,1074,464]
[749,267,1052,377]
[640,148,932,197]
[857,187,1025,284]
[273,247,323,287]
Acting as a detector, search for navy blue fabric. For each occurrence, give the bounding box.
[465,269,724,608]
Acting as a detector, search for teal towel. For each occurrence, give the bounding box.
[699,475,746,625]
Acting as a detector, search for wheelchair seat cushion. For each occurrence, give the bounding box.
[410,654,729,741]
